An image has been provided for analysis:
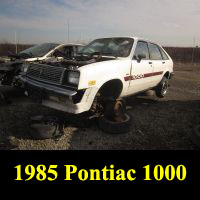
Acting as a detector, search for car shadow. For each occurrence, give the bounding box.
[67,98,200,150]
[0,95,200,150]
[0,86,25,104]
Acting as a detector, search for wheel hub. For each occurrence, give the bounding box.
[112,100,126,122]
[162,82,168,95]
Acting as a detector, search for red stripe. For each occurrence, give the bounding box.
[124,71,163,81]
[124,76,133,81]
[144,71,163,78]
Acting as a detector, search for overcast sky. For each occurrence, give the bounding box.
[0,0,200,46]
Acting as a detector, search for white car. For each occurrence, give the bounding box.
[24,37,174,133]
[0,43,83,86]
[19,43,83,62]
[19,43,83,72]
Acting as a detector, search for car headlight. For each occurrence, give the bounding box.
[67,71,80,85]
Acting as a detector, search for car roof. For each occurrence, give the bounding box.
[59,43,84,47]
[133,37,162,46]
[90,36,162,46]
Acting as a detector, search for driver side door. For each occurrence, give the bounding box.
[129,41,154,94]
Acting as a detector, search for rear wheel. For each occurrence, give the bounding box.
[155,77,169,98]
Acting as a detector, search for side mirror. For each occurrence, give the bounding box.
[134,54,146,62]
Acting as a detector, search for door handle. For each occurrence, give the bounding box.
[162,61,165,64]
[149,62,152,65]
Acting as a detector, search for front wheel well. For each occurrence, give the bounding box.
[164,71,170,79]
[98,79,123,99]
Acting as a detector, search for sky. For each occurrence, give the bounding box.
[0,0,200,46]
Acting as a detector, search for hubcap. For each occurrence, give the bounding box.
[162,81,168,95]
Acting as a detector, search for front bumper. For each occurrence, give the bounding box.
[26,77,77,97]
[23,77,98,114]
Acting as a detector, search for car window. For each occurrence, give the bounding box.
[159,47,169,60]
[79,38,134,57]
[19,43,59,58]
[148,43,163,60]
[77,46,83,52]
[134,41,149,60]
[57,46,74,58]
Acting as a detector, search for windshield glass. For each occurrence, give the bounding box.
[79,37,134,57]
[18,43,60,58]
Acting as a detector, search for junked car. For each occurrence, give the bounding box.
[23,37,174,134]
[0,43,83,87]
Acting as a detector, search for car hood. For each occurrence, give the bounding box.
[78,57,127,70]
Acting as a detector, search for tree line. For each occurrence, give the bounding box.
[0,43,200,63]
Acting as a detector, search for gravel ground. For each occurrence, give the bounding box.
[0,62,200,150]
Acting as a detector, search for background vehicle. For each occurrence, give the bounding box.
[24,37,174,134]
[0,43,83,87]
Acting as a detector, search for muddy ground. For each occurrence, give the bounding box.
[0,62,200,150]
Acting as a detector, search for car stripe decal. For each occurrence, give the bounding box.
[124,71,163,81]
[124,76,133,81]
[143,71,163,78]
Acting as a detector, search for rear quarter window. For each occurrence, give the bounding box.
[159,47,169,60]
[148,43,163,60]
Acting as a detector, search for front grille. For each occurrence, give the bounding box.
[27,64,64,84]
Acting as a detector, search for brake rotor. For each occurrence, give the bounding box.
[114,100,126,117]
[112,100,126,122]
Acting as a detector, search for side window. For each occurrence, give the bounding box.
[134,41,150,60]
[77,46,83,52]
[148,43,163,60]
[55,46,66,55]
[63,46,73,57]
[159,47,169,60]
[54,46,73,57]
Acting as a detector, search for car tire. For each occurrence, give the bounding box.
[98,113,132,134]
[29,115,63,139]
[155,77,169,98]
[29,123,58,140]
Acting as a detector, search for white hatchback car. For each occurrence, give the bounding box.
[24,37,174,133]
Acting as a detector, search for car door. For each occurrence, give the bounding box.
[129,41,154,94]
[159,45,172,73]
[148,43,165,86]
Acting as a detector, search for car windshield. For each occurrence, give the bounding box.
[18,43,60,58]
[79,37,134,57]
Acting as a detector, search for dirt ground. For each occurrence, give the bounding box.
[0,62,200,150]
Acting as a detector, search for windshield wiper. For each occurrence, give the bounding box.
[101,52,118,57]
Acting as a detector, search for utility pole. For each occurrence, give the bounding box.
[192,37,196,64]
[15,31,18,54]
[67,20,70,43]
